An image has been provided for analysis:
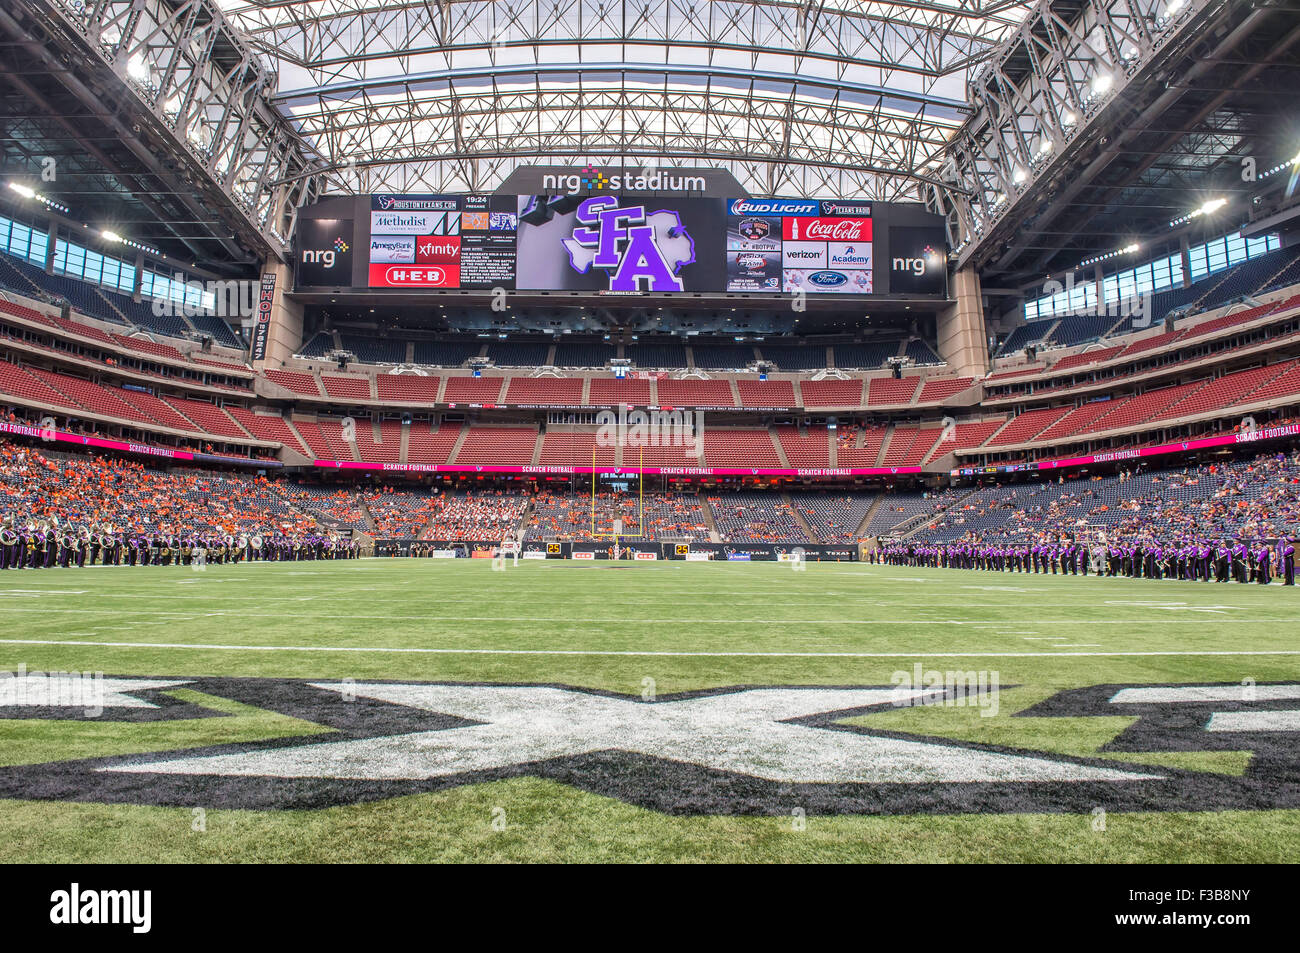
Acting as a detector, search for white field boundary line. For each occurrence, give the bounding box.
[0,608,1294,623]
[2,638,1299,659]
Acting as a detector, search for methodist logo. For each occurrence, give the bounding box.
[562,196,696,291]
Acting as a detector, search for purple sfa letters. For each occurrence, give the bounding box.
[563,197,695,291]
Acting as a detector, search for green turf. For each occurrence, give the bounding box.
[1,558,1298,862]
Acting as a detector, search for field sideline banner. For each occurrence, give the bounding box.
[312,460,921,477]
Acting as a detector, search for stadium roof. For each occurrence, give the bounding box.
[216,0,1037,201]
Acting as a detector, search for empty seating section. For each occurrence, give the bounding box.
[1196,246,1296,310]
[883,426,942,467]
[1080,381,1207,434]
[735,380,795,407]
[352,420,404,463]
[691,344,755,369]
[112,387,198,432]
[376,374,441,402]
[1047,313,1122,347]
[1049,346,1124,372]
[775,426,831,467]
[988,406,1070,446]
[833,342,899,368]
[1261,253,1300,294]
[264,369,323,397]
[25,367,151,424]
[762,345,826,370]
[412,340,482,366]
[538,431,616,467]
[225,408,306,452]
[656,378,735,406]
[917,377,973,402]
[1152,363,1289,421]
[800,378,865,407]
[905,340,943,365]
[623,441,704,466]
[52,317,116,346]
[406,425,461,464]
[836,425,887,467]
[191,355,251,374]
[552,341,614,367]
[1179,303,1276,342]
[588,377,650,405]
[485,341,550,366]
[984,366,1044,382]
[1117,329,1184,359]
[625,340,686,368]
[340,334,406,364]
[1033,401,1115,441]
[707,493,807,542]
[320,374,372,401]
[454,427,537,465]
[163,396,250,440]
[1244,361,1300,405]
[926,420,1005,462]
[442,377,505,403]
[997,323,1050,355]
[293,419,355,460]
[704,430,782,467]
[110,333,184,362]
[281,485,369,531]
[795,493,877,542]
[866,488,962,535]
[0,360,79,410]
[187,313,242,348]
[867,377,919,405]
[297,332,333,358]
[504,377,584,404]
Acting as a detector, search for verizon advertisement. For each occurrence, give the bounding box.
[296,189,946,296]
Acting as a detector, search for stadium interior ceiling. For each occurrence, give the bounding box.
[0,1,1297,408]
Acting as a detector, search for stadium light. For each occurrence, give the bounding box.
[1012,167,1027,185]
[8,182,35,199]
[101,230,123,243]
[127,56,150,81]
[1091,73,1113,96]
[7,180,70,214]
[1169,197,1228,228]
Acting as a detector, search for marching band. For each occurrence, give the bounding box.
[871,535,1297,585]
[0,517,360,570]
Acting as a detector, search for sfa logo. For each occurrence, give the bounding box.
[562,196,696,292]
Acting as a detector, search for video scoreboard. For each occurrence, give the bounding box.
[295,192,948,298]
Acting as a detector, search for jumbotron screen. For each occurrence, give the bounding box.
[294,194,948,297]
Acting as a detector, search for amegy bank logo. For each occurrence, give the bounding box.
[3,675,1300,816]
[542,164,706,195]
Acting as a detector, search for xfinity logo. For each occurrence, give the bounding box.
[50,883,151,934]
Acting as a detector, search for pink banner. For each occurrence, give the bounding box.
[312,460,922,477]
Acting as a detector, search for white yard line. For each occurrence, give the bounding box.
[1,638,1298,659]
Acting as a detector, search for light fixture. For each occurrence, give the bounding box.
[1012,167,1027,184]
[1091,73,1113,95]
[1168,197,1228,229]
[8,182,35,199]
[126,56,150,81]
[101,230,123,243]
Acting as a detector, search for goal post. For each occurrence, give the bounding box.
[591,445,645,552]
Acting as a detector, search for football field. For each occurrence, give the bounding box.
[1,558,1298,863]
